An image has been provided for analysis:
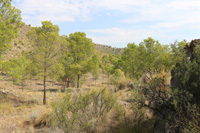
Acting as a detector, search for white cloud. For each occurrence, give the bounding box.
[88,24,200,47]
[151,19,200,31]
[12,0,200,46]
[14,0,200,27]
[12,0,156,26]
[13,0,90,26]
[13,1,200,20]
[88,27,155,47]
[122,0,200,31]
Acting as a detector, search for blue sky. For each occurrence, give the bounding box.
[12,0,200,48]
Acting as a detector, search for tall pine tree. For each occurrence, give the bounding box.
[28,21,66,104]
[66,32,95,88]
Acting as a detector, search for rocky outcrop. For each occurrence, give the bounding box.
[184,39,200,61]
[171,39,200,88]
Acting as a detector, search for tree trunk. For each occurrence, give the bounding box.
[21,79,24,91]
[67,78,70,88]
[77,74,80,88]
[43,68,47,105]
[64,78,67,88]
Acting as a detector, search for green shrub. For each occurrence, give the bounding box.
[110,69,128,90]
[50,88,117,132]
[19,40,23,44]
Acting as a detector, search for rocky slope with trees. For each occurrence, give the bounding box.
[1,0,200,132]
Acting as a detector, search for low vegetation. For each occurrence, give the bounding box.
[1,0,200,132]
[50,88,116,132]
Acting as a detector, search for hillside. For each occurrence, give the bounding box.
[95,44,124,56]
[3,0,200,132]
[2,23,199,133]
[6,24,31,60]
[7,24,123,59]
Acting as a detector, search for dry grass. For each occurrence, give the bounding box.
[0,67,158,132]
[81,73,113,89]
[0,73,71,132]
[0,72,114,132]
[0,103,16,115]
[0,80,61,132]
[0,71,134,132]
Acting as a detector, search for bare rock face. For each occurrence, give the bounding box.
[171,39,200,88]
[185,39,200,61]
[168,39,200,132]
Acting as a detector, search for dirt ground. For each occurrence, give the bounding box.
[0,73,118,132]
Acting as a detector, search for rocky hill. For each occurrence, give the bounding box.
[95,44,124,56]
[6,24,31,59]
[7,24,123,59]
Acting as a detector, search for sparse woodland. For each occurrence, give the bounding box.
[1,0,200,132]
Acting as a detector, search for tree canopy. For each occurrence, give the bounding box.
[0,0,21,54]
[121,37,172,79]
[65,32,95,88]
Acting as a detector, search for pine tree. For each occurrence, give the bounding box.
[66,32,95,88]
[7,53,31,91]
[28,21,66,104]
[0,0,21,54]
[91,53,100,85]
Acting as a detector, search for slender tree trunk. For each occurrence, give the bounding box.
[77,74,80,88]
[62,78,66,92]
[67,78,70,88]
[29,77,32,89]
[64,78,66,88]
[21,79,24,91]
[43,68,47,105]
